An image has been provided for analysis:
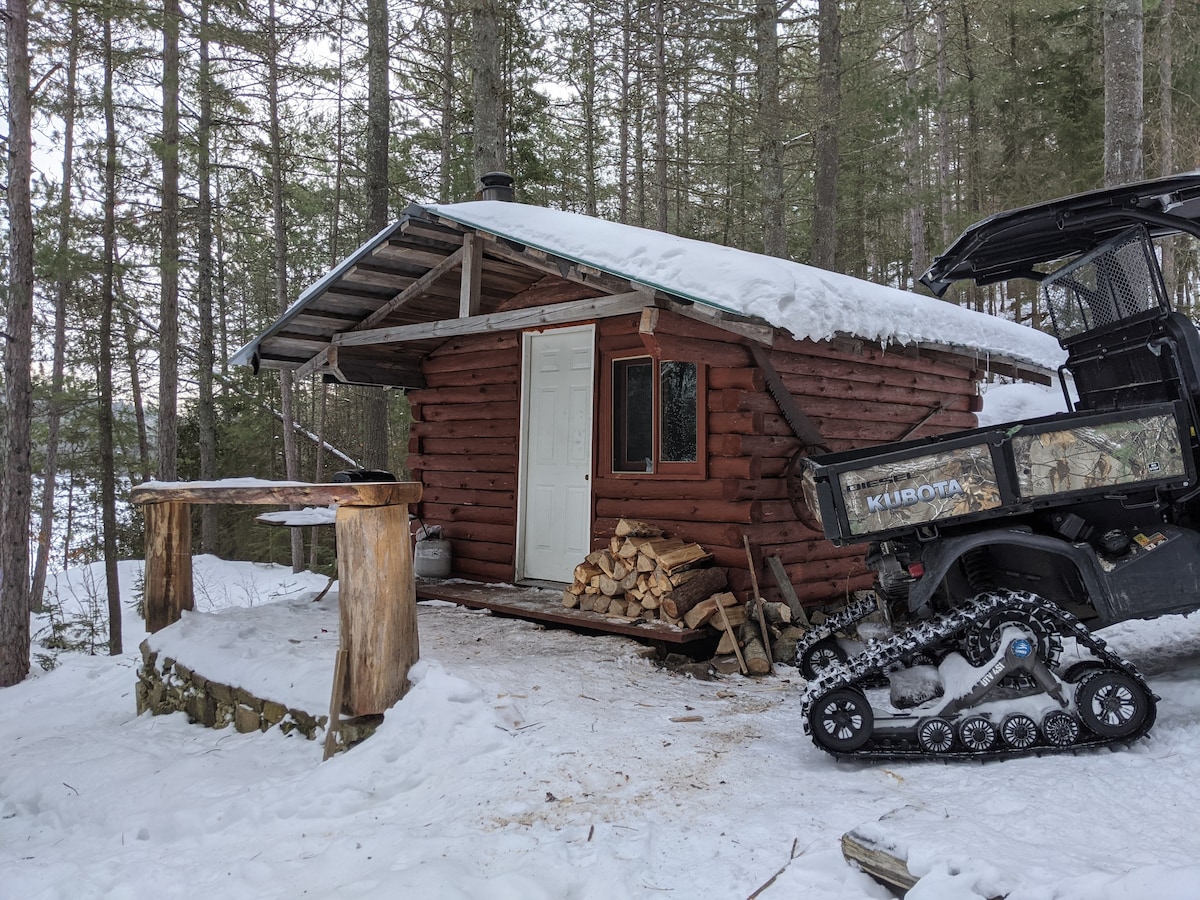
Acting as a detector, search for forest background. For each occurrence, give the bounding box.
[1,0,1198,683]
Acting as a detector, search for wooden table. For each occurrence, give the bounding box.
[131,480,423,716]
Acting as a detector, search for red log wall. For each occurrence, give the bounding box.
[406,301,981,609]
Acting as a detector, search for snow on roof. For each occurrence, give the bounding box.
[427,201,1067,373]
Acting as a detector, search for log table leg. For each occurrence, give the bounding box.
[144,501,194,633]
[336,503,419,716]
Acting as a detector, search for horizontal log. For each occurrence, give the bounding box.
[131,481,421,507]
[402,383,519,406]
[447,538,514,565]
[708,434,801,459]
[421,366,517,388]
[406,453,516,474]
[595,497,760,525]
[419,470,516,492]
[592,477,731,502]
[449,557,515,583]
[774,334,977,381]
[419,331,519,357]
[416,437,519,457]
[419,485,515,507]
[419,501,516,527]
[638,331,752,368]
[441,521,515,544]
[780,371,973,409]
[412,401,519,423]
[706,367,764,391]
[409,418,518,440]
[421,347,519,375]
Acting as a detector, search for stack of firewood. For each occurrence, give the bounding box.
[561,519,730,626]
[562,519,812,677]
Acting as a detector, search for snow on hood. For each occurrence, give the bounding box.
[426,201,1067,373]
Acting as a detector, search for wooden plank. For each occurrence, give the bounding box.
[414,582,711,644]
[840,830,918,894]
[336,504,419,716]
[322,648,348,761]
[335,292,658,348]
[131,481,422,508]
[765,554,810,627]
[143,500,193,633]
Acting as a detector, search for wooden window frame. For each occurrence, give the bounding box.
[601,351,707,480]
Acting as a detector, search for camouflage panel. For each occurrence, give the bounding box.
[837,443,1002,536]
[1014,412,1186,499]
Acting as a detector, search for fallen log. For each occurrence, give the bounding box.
[660,567,729,619]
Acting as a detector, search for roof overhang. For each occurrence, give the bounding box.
[231,204,775,388]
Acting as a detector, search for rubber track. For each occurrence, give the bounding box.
[800,590,1160,762]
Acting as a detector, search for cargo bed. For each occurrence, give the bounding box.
[804,401,1194,545]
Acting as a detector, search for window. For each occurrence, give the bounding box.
[610,356,705,477]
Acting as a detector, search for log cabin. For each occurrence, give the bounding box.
[233,177,1064,610]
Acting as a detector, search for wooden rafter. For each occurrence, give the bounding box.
[334,291,664,348]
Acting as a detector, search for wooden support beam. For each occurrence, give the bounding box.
[459,232,483,318]
[361,244,466,332]
[336,291,661,348]
[336,503,419,716]
[143,500,194,633]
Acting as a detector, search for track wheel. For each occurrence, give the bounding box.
[801,637,848,679]
[1000,713,1039,750]
[1041,710,1081,747]
[957,715,997,752]
[1075,670,1151,739]
[916,717,956,754]
[809,688,874,753]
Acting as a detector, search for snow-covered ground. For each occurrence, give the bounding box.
[5,557,1200,899]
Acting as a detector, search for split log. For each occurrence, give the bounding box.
[641,538,686,560]
[615,518,665,538]
[599,574,622,597]
[562,590,579,609]
[682,591,737,629]
[579,595,596,612]
[575,562,602,583]
[592,596,612,615]
[715,629,737,655]
[660,567,730,619]
[739,620,772,676]
[656,543,714,575]
[762,601,792,627]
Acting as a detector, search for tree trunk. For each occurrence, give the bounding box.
[653,0,668,232]
[31,5,78,615]
[198,0,218,552]
[363,0,391,471]
[158,0,181,482]
[121,302,152,482]
[0,0,35,684]
[1102,0,1144,187]
[757,0,786,258]
[935,1,952,246]
[100,15,123,656]
[901,0,927,286]
[439,0,455,202]
[267,0,304,572]
[811,0,841,269]
[471,0,504,181]
[617,0,632,223]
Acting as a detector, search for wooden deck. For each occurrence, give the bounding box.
[415,580,714,650]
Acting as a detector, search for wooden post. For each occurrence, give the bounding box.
[335,503,419,715]
[143,500,193,633]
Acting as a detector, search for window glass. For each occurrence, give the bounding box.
[660,361,697,463]
[614,358,654,472]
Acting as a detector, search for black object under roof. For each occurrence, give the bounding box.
[922,172,1200,297]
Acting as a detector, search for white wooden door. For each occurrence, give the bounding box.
[519,326,594,582]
